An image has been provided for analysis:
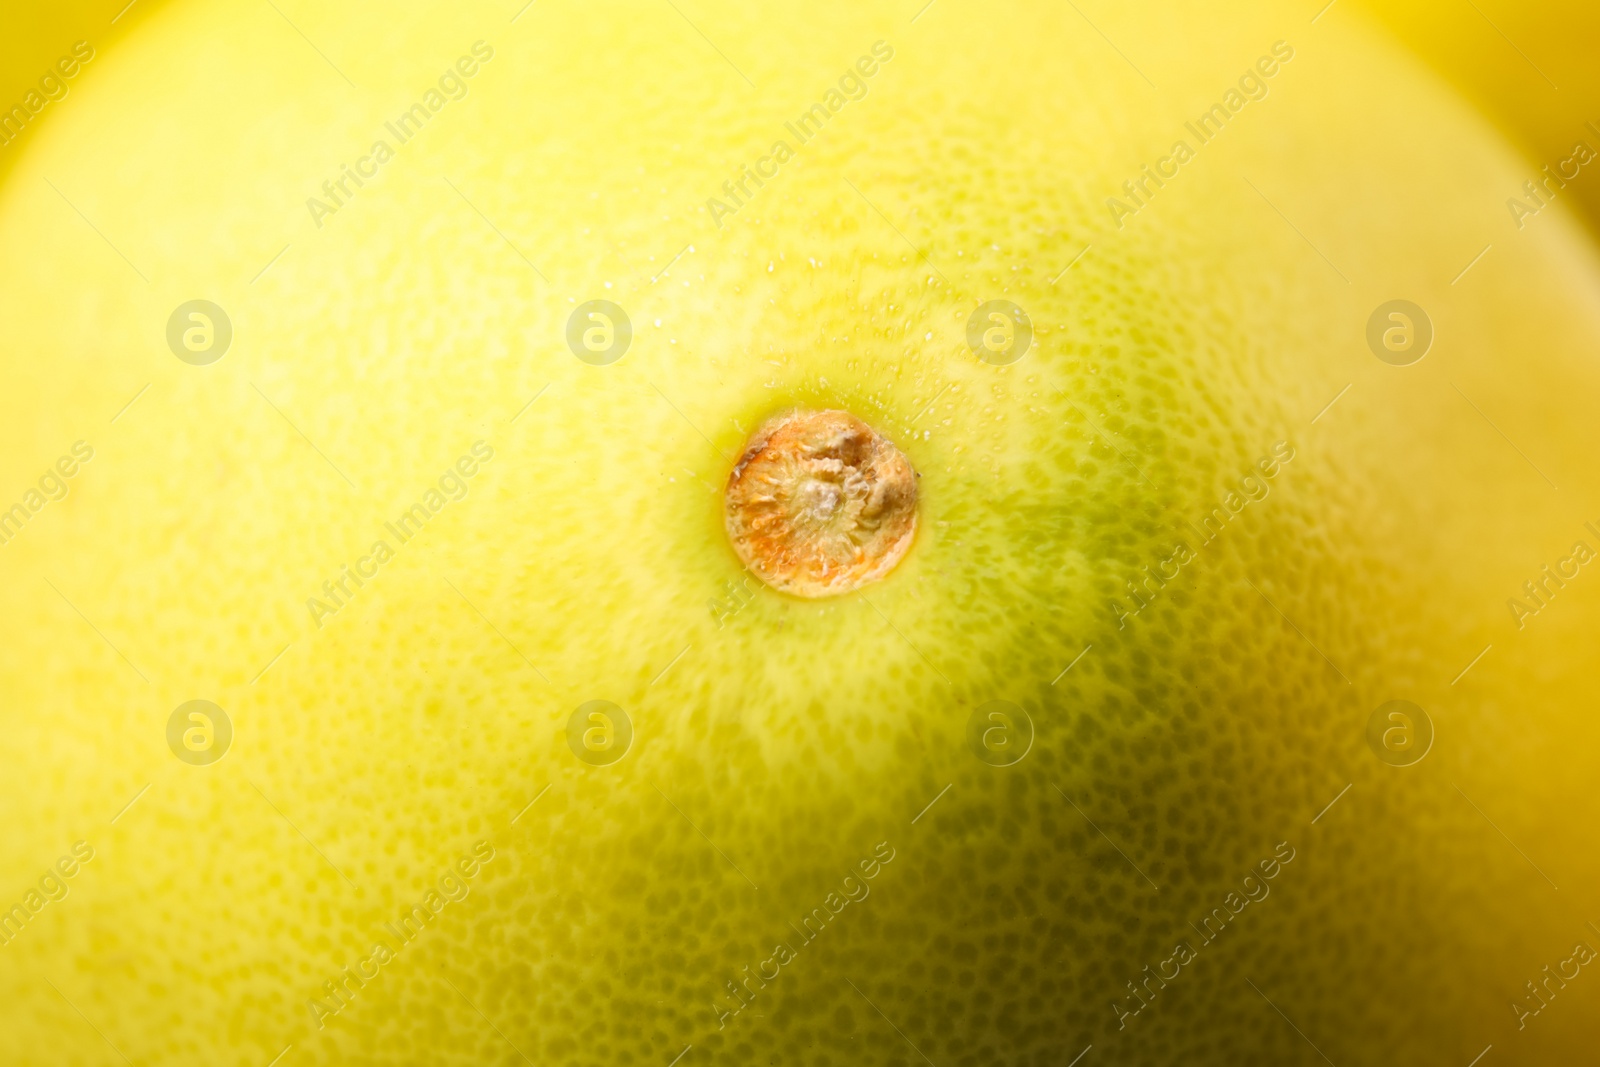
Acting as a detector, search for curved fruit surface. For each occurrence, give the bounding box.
[1358,0,1600,232]
[2,2,1600,1065]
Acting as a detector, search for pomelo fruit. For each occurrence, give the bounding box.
[2,1,1599,1065]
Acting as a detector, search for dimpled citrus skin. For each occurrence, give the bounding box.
[4,0,1600,1064]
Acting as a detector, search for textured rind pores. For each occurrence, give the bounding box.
[724,409,918,598]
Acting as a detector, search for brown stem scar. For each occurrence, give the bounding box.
[724,409,918,598]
